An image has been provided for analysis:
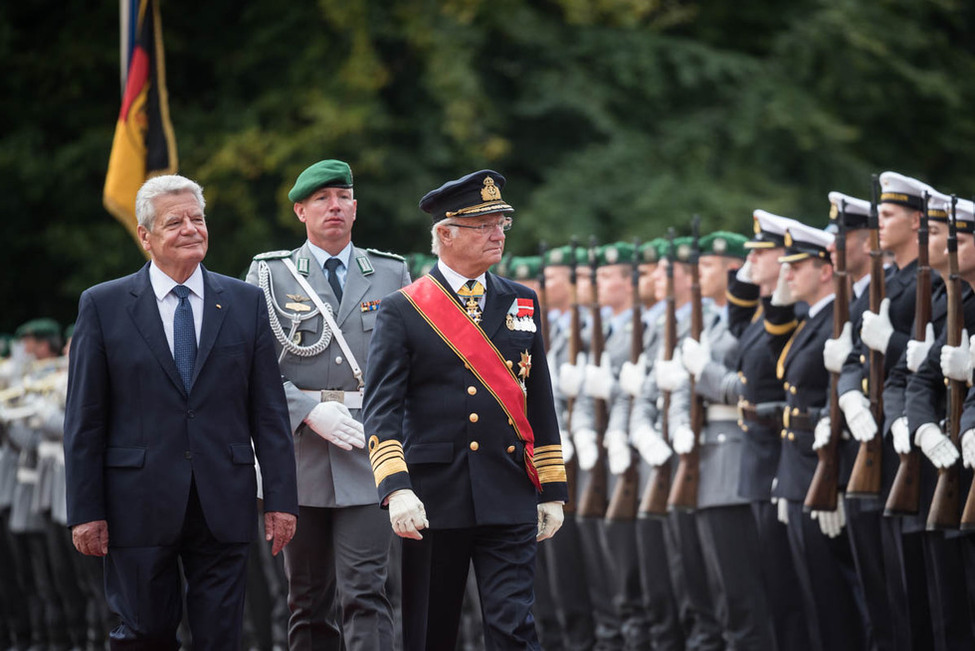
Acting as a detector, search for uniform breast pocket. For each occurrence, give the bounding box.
[211,342,246,357]
[505,332,535,352]
[361,310,378,332]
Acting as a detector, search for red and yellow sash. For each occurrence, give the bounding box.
[401,275,541,490]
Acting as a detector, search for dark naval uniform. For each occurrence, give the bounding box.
[364,262,568,650]
[246,242,410,651]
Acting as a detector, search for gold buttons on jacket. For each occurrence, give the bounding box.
[467,386,477,396]
[469,413,479,423]
[859,354,866,364]
[781,430,787,439]
[506,360,514,369]
[783,382,790,391]
[470,441,479,451]
[508,418,513,426]
[788,432,795,441]
[507,445,516,453]
[789,386,797,394]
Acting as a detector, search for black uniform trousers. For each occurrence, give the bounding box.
[601,518,650,650]
[696,505,774,650]
[635,517,684,651]
[283,504,393,651]
[541,516,595,651]
[401,523,539,651]
[104,480,250,650]
[664,511,723,650]
[785,501,867,651]
[922,532,975,651]
[843,498,896,651]
[750,500,810,651]
[0,509,32,648]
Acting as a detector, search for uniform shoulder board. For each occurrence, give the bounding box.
[252,250,291,261]
[366,248,406,262]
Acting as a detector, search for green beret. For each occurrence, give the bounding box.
[594,242,635,267]
[0,334,12,358]
[544,245,589,267]
[700,231,748,259]
[15,318,61,339]
[64,323,76,341]
[288,159,353,203]
[508,256,541,281]
[671,237,694,263]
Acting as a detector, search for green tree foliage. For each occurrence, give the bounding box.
[1,0,974,331]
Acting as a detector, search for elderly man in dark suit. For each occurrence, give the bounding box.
[64,174,298,650]
[363,170,568,651]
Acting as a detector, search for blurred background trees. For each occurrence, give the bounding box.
[2,0,974,330]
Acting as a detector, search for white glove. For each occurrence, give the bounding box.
[304,401,365,450]
[619,355,647,398]
[823,322,853,374]
[631,425,672,466]
[915,423,959,468]
[680,335,711,381]
[388,489,428,540]
[560,429,575,463]
[559,352,586,399]
[813,417,831,451]
[735,260,754,284]
[771,264,796,306]
[604,429,631,475]
[584,355,615,401]
[655,350,690,393]
[671,424,696,455]
[860,298,894,354]
[940,329,972,382]
[891,417,911,455]
[537,501,564,541]
[775,495,788,526]
[811,496,846,538]
[970,333,975,374]
[906,323,936,373]
[574,428,599,471]
[838,391,877,442]
[961,429,975,469]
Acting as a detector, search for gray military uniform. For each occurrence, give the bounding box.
[246,242,409,651]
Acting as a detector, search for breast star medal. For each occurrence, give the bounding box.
[518,350,531,381]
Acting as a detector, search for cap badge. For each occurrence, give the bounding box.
[713,238,727,254]
[677,243,691,261]
[784,230,793,247]
[605,247,619,264]
[549,249,564,264]
[829,203,838,219]
[481,176,502,202]
[753,218,761,234]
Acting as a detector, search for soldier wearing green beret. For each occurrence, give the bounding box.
[246,159,409,650]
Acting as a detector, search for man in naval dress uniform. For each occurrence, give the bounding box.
[246,159,410,651]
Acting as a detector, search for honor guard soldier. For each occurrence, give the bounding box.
[247,159,410,651]
[763,223,869,651]
[906,195,975,649]
[727,210,811,650]
[362,169,568,651]
[668,231,776,648]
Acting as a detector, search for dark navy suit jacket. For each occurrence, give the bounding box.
[64,263,298,547]
[363,267,568,529]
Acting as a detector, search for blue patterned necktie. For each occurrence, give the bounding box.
[324,258,344,303]
[172,285,197,391]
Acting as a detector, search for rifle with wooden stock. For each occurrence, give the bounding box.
[607,239,643,522]
[885,194,928,516]
[848,175,884,497]
[668,217,703,511]
[805,201,850,511]
[639,230,677,517]
[578,236,609,518]
[562,238,582,515]
[928,196,963,530]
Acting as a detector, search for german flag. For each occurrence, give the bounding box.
[103,0,178,246]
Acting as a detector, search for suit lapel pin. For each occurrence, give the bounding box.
[216,304,222,309]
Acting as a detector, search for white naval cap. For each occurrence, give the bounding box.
[827,192,871,232]
[878,171,934,211]
[779,222,835,264]
[950,197,975,233]
[747,209,801,249]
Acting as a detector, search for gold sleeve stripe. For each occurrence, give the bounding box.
[537,465,567,484]
[368,439,409,487]
[764,319,798,336]
[726,291,759,307]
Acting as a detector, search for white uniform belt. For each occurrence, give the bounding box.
[37,440,64,463]
[707,405,739,422]
[300,389,363,410]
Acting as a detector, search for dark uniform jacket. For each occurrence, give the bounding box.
[363,267,568,529]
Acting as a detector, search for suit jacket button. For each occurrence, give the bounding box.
[507,445,516,453]
[470,441,479,451]
[469,413,479,423]
[467,386,477,396]
[788,432,795,441]
[506,360,514,369]
[185,451,192,459]
[335,355,343,365]
[508,418,513,426]
[186,410,195,419]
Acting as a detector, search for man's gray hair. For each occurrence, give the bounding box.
[430,221,456,256]
[136,175,206,231]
